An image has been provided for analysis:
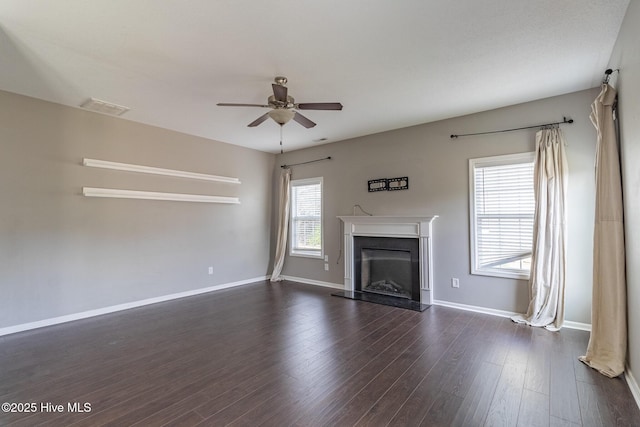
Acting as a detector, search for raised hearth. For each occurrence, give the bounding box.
[331,290,429,312]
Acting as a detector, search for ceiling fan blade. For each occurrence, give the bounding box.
[296,102,343,111]
[217,103,270,108]
[293,112,317,128]
[248,113,270,127]
[272,84,288,103]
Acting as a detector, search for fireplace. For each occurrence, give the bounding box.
[354,237,420,302]
[334,215,437,311]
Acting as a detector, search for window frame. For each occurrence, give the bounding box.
[469,152,535,280]
[289,177,323,259]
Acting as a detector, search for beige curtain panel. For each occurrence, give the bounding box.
[579,84,627,378]
[270,168,291,282]
[512,127,568,331]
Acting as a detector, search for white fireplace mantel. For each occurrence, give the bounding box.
[338,215,438,305]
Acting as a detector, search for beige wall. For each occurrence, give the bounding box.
[275,88,599,324]
[608,0,640,391]
[0,90,274,329]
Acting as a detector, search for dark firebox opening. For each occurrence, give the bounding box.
[354,236,420,303]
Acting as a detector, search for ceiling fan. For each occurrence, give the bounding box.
[217,76,343,128]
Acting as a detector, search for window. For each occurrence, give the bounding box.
[469,152,535,279]
[290,177,323,258]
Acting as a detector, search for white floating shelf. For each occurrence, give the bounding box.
[83,158,241,184]
[82,187,240,204]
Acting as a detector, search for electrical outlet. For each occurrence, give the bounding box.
[208,266,213,275]
[324,263,329,271]
[324,255,329,262]
[451,278,460,288]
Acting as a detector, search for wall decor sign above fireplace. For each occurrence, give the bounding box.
[367,177,409,192]
[388,177,409,191]
[367,178,387,192]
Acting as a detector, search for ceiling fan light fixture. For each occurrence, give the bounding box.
[268,108,295,125]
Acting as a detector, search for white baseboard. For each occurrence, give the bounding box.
[626,366,640,410]
[433,299,518,318]
[0,276,268,337]
[281,275,344,290]
[432,299,591,331]
[562,320,592,332]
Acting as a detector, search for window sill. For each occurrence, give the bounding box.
[290,251,323,260]
[471,269,530,281]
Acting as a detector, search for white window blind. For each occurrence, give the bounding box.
[470,153,535,279]
[290,178,323,258]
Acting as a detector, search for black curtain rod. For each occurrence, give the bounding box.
[280,156,331,169]
[450,117,574,139]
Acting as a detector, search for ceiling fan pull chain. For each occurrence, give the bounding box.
[280,124,284,154]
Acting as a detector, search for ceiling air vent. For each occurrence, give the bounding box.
[80,98,130,116]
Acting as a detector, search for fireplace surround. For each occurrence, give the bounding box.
[335,216,437,311]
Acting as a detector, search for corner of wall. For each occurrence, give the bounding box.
[625,366,640,410]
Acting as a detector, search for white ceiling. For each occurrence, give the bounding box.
[0,1,630,153]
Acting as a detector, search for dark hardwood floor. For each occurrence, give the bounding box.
[0,280,638,426]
